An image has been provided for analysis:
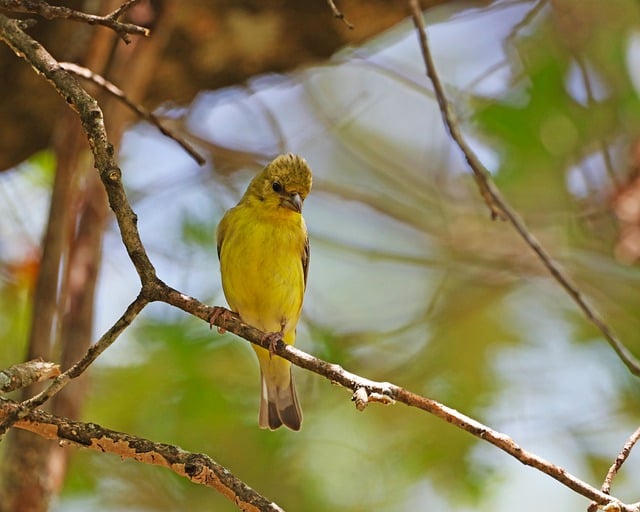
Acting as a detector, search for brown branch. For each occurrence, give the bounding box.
[5,266,632,509]
[0,360,60,393]
[326,0,354,29]
[0,400,283,512]
[0,10,158,438]
[408,1,504,220]
[154,287,629,511]
[408,0,640,377]
[0,294,148,437]
[59,62,206,166]
[0,13,157,283]
[0,0,149,43]
[603,427,640,493]
[588,426,640,512]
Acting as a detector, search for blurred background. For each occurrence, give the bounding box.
[2,0,640,510]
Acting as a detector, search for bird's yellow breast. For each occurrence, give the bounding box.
[218,203,307,336]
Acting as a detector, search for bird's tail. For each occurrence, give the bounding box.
[256,347,302,431]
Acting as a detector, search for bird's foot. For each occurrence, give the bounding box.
[209,307,228,334]
[262,331,283,358]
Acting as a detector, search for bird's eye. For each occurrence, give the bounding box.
[272,182,282,193]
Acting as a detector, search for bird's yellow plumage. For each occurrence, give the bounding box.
[216,154,312,430]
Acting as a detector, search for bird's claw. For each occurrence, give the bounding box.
[209,307,227,334]
[263,331,283,358]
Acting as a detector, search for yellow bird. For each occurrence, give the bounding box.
[216,153,312,431]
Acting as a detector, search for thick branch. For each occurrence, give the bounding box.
[0,400,282,512]
[0,360,60,393]
[408,0,640,377]
[0,0,149,42]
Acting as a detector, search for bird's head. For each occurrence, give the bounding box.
[246,153,313,213]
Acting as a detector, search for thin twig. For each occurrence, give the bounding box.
[0,294,148,437]
[108,0,139,20]
[0,0,149,42]
[603,427,640,493]
[408,0,640,377]
[60,62,206,165]
[326,0,354,29]
[408,1,505,220]
[588,426,640,512]
[0,399,283,512]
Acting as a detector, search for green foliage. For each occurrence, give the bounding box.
[24,150,57,188]
[474,2,640,211]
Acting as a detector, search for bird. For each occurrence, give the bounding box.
[216,153,312,431]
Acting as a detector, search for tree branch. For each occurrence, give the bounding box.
[4,280,635,510]
[0,0,150,42]
[59,62,206,166]
[325,0,354,29]
[0,294,148,437]
[588,426,640,512]
[153,287,635,512]
[0,399,283,512]
[408,0,640,377]
[0,13,157,282]
[0,360,60,393]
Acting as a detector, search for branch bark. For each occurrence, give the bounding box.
[60,62,205,165]
[0,0,150,42]
[408,0,640,378]
[0,399,283,512]
[0,360,60,393]
[588,427,640,512]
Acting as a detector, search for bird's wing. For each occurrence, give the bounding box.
[302,234,310,289]
[216,210,230,260]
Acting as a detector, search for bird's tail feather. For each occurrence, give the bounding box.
[259,367,302,431]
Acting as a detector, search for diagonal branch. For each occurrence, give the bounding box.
[0,294,148,437]
[59,62,206,166]
[0,13,157,283]
[155,287,633,512]
[0,399,283,512]
[325,0,354,29]
[408,0,640,377]
[588,426,640,512]
[0,0,149,42]
[6,274,634,510]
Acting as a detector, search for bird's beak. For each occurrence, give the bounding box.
[281,193,302,213]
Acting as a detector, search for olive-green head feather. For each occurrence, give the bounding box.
[244,153,313,213]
